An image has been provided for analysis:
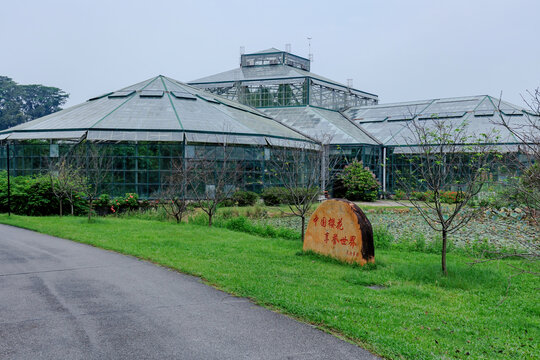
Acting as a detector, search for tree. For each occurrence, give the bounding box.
[268,143,322,242]
[48,157,85,216]
[395,117,498,275]
[187,141,241,227]
[479,90,540,281]
[155,159,193,223]
[71,143,113,221]
[0,76,68,130]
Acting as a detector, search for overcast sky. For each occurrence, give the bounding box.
[1,0,539,108]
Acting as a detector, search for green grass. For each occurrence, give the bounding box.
[0,214,538,359]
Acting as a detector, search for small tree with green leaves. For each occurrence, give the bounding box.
[395,118,499,275]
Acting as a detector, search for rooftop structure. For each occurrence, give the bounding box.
[0,75,313,148]
[189,48,378,111]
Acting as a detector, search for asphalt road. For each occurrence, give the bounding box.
[0,224,379,360]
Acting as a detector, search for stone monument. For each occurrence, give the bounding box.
[304,199,375,265]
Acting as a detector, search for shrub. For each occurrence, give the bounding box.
[245,205,268,219]
[94,194,112,207]
[411,191,427,201]
[261,187,287,206]
[218,198,236,207]
[339,161,380,201]
[393,189,406,200]
[112,193,140,212]
[0,172,87,216]
[440,191,462,204]
[232,190,259,206]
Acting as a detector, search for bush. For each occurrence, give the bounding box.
[440,191,463,204]
[245,205,268,219]
[261,187,287,206]
[218,198,236,207]
[232,190,259,206]
[0,172,87,216]
[393,189,406,200]
[111,193,140,212]
[94,194,112,207]
[339,161,380,201]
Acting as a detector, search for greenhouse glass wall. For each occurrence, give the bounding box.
[343,95,538,193]
[0,76,319,198]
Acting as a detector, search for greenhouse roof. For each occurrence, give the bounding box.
[261,106,379,146]
[344,95,537,147]
[189,49,378,101]
[0,75,316,148]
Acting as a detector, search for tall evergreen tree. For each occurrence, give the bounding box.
[0,76,68,130]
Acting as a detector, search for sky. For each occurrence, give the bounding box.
[1,0,539,108]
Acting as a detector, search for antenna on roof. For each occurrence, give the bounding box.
[307,37,313,62]
[347,79,353,88]
[285,43,291,53]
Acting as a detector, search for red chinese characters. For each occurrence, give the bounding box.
[336,218,344,230]
[320,217,327,227]
[328,218,336,229]
[313,215,319,225]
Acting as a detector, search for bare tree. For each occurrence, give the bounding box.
[155,159,193,223]
[48,156,86,216]
[395,118,499,275]
[48,158,70,217]
[268,142,322,242]
[72,142,113,221]
[186,140,241,227]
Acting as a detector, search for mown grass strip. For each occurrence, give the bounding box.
[0,214,537,360]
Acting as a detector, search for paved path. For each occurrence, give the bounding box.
[0,224,378,359]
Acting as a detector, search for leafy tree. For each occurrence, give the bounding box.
[395,118,499,275]
[339,160,380,201]
[0,76,68,130]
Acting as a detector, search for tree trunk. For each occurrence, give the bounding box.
[208,213,213,227]
[442,228,448,276]
[59,200,63,217]
[88,200,93,222]
[301,215,305,243]
[70,202,74,216]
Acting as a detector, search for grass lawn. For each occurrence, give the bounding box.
[0,214,538,359]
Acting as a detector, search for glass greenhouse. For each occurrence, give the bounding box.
[343,95,537,192]
[189,48,537,194]
[189,48,383,192]
[0,76,318,197]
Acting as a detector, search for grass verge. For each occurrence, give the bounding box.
[0,214,538,359]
